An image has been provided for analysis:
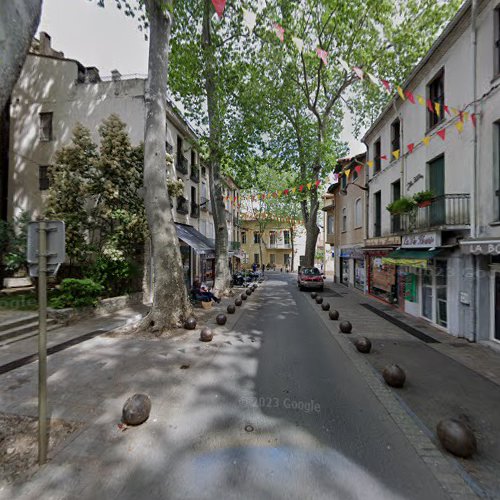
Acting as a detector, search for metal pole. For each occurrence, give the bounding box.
[38,220,48,465]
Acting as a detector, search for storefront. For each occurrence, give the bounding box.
[354,257,365,291]
[338,246,365,289]
[363,236,401,304]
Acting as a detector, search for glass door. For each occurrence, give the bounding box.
[435,260,447,328]
[422,268,433,320]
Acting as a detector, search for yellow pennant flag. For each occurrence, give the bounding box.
[367,160,374,168]
[307,182,312,190]
[434,102,441,116]
[397,86,405,101]
[463,111,469,122]
[392,149,400,160]
[291,187,297,193]
[417,95,425,106]
[455,121,464,133]
[277,191,282,197]
[451,107,459,115]
[345,169,351,178]
[422,136,431,146]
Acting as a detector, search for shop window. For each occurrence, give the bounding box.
[391,119,400,154]
[427,69,444,130]
[253,232,260,244]
[355,198,362,228]
[39,112,53,141]
[374,139,381,174]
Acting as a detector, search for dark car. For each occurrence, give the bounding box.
[297,267,324,291]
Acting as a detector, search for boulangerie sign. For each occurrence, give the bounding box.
[401,232,441,248]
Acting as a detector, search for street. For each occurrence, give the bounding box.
[2,273,476,500]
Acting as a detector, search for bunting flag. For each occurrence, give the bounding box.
[338,58,351,73]
[397,86,405,101]
[316,47,328,66]
[273,23,285,42]
[292,36,304,53]
[381,80,391,93]
[444,105,451,115]
[243,9,257,33]
[380,154,388,160]
[315,180,321,187]
[392,149,400,160]
[344,169,351,178]
[353,67,364,80]
[407,143,415,154]
[299,185,304,192]
[434,102,441,117]
[437,129,446,141]
[367,160,374,168]
[423,136,431,146]
[417,95,425,106]
[455,121,464,133]
[211,0,226,18]
[354,165,362,174]
[463,111,470,122]
[405,91,415,104]
[291,187,297,193]
[426,99,434,113]
[283,189,289,195]
[471,114,477,127]
[306,182,312,189]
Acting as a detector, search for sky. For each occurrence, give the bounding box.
[38,0,365,155]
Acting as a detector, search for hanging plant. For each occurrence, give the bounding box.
[386,196,416,215]
[167,179,184,198]
[413,190,434,207]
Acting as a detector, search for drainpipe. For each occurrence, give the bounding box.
[471,0,478,342]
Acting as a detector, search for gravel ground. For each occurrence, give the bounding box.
[0,412,83,486]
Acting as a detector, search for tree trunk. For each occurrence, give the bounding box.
[290,225,295,271]
[0,0,42,111]
[303,190,320,267]
[140,0,191,332]
[203,0,230,295]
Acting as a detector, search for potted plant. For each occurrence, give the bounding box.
[386,196,416,215]
[413,190,434,208]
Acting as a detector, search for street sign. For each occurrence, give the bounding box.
[27,220,65,277]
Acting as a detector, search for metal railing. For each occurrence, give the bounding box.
[398,194,470,232]
[176,156,188,175]
[267,242,292,249]
[200,196,209,211]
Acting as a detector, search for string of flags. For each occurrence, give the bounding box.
[212,0,479,187]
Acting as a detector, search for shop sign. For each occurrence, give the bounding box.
[401,232,441,248]
[461,241,500,255]
[340,247,364,259]
[364,236,401,247]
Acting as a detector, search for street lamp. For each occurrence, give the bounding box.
[339,182,368,196]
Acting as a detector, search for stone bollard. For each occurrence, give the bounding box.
[122,394,151,426]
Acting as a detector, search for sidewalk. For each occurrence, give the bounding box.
[318,281,500,498]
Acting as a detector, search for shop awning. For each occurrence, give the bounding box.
[382,249,442,269]
[175,223,215,255]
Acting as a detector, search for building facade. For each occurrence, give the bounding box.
[3,33,240,290]
[361,0,500,342]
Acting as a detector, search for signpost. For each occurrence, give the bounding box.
[27,220,65,465]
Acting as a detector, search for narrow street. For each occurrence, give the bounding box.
[2,274,474,500]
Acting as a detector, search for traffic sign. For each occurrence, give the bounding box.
[27,220,65,277]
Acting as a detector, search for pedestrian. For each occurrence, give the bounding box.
[261,263,265,275]
[252,262,257,272]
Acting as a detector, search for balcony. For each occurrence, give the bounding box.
[396,194,470,233]
[176,196,189,215]
[191,202,199,218]
[176,156,188,175]
[190,167,199,183]
[267,242,292,249]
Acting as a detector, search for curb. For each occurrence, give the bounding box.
[303,291,480,500]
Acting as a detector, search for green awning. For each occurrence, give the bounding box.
[382,249,442,269]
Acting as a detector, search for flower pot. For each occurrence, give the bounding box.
[418,200,432,208]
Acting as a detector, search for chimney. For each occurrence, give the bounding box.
[111,69,121,82]
[85,67,101,83]
[39,32,51,55]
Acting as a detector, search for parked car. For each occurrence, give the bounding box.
[297,267,324,291]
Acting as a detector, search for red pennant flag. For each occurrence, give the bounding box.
[437,129,446,141]
[407,143,415,154]
[273,23,284,42]
[283,189,289,195]
[380,155,388,160]
[404,91,415,104]
[471,113,477,127]
[355,165,362,173]
[211,0,226,18]
[444,105,450,116]
[315,180,321,187]
[459,110,464,122]
[299,185,304,192]
[426,99,434,114]
[381,80,391,92]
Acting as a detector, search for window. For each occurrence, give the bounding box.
[270,254,276,264]
[427,70,444,130]
[177,136,183,161]
[374,191,381,237]
[283,231,290,245]
[191,150,196,167]
[253,231,260,244]
[342,208,347,232]
[496,7,500,75]
[496,123,500,219]
[391,119,400,154]
[353,168,358,181]
[269,231,277,245]
[341,173,347,189]
[39,165,50,190]
[327,215,334,235]
[39,112,53,141]
[254,253,259,265]
[391,180,401,233]
[355,198,362,228]
[241,232,247,244]
[374,139,381,174]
